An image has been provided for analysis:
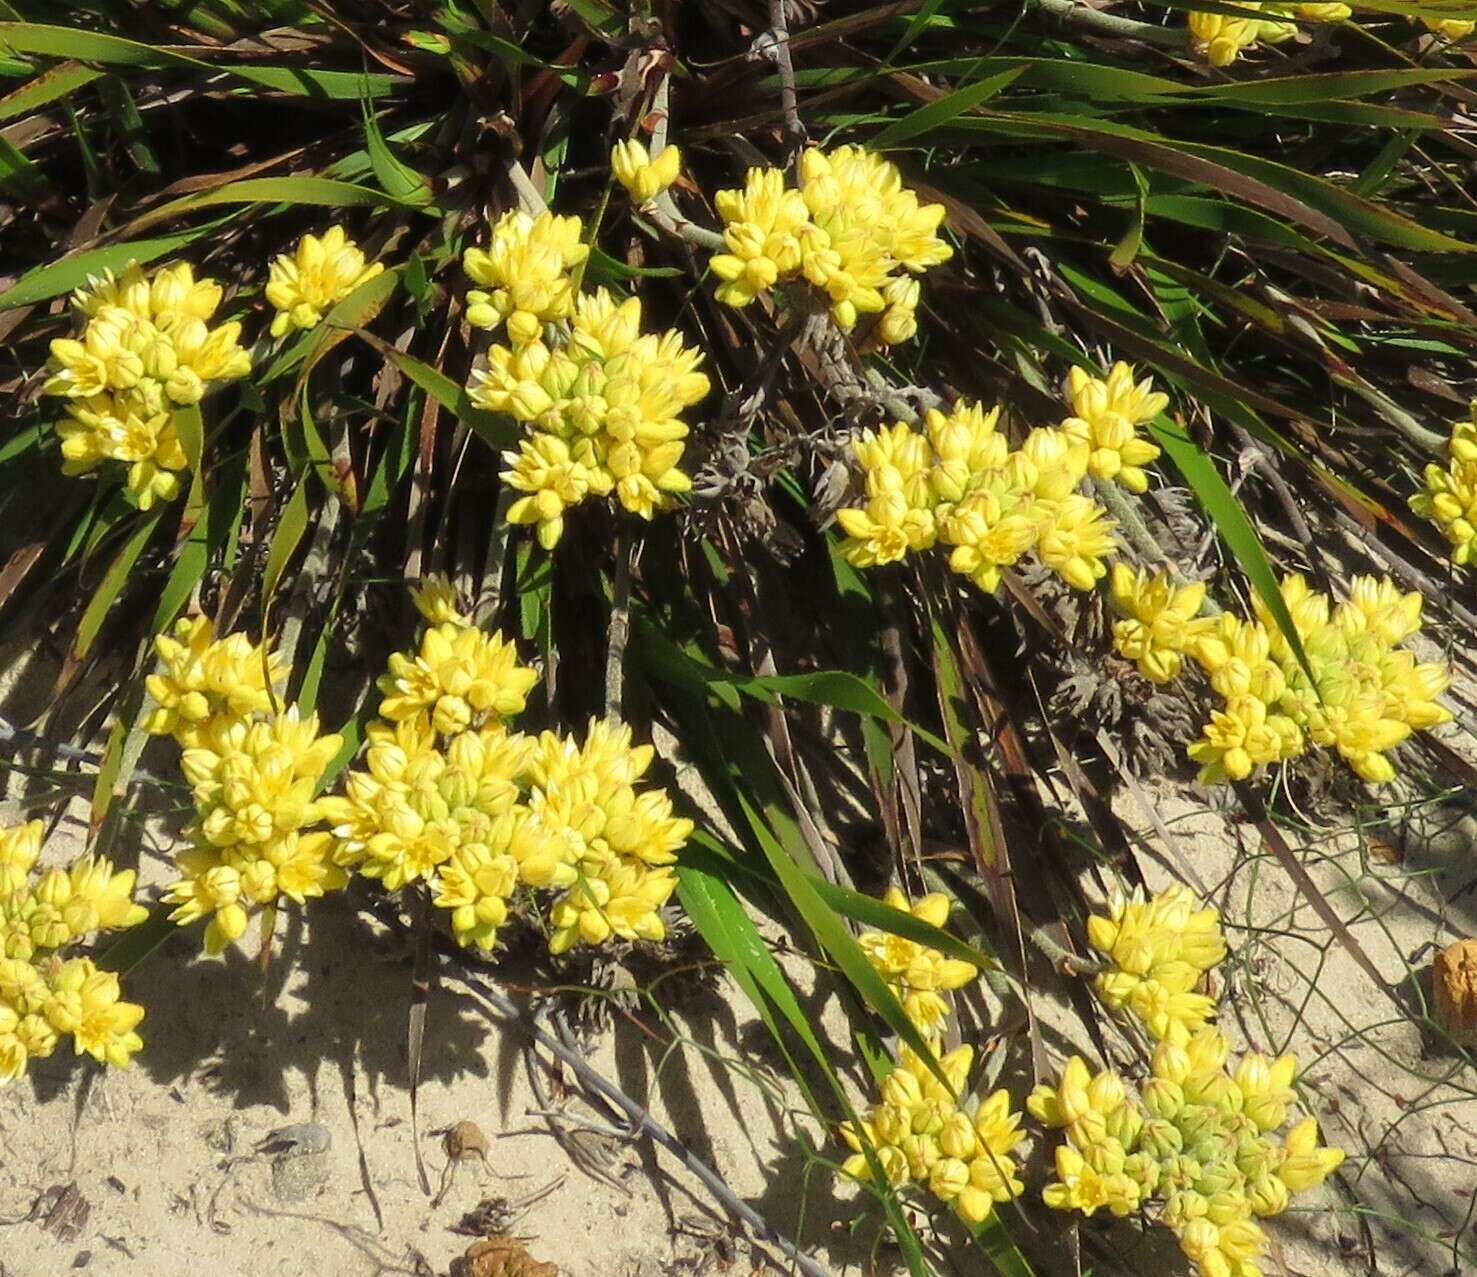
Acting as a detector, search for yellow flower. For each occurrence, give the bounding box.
[0,821,42,897]
[377,621,539,736]
[43,261,249,508]
[44,958,144,1068]
[1061,363,1165,492]
[1234,1051,1297,1134]
[1412,403,1477,566]
[857,888,979,1035]
[937,484,1041,592]
[1016,425,1091,501]
[837,491,938,567]
[57,856,148,937]
[183,707,342,851]
[1424,13,1476,40]
[1277,1118,1344,1191]
[163,858,248,954]
[1293,1,1350,17]
[54,388,190,509]
[1036,494,1116,591]
[144,615,283,746]
[547,855,677,952]
[798,145,950,337]
[266,225,384,337]
[925,400,1009,505]
[710,147,949,341]
[1188,695,1301,783]
[411,572,469,625]
[431,805,572,951]
[502,432,604,551]
[710,167,812,307]
[1042,1144,1140,1217]
[1196,614,1286,704]
[463,210,588,344]
[467,290,706,545]
[1109,566,1215,684]
[322,718,534,890]
[1188,5,1266,65]
[611,139,682,204]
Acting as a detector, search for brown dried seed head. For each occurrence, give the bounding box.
[1433,938,1477,1047]
[445,1120,491,1163]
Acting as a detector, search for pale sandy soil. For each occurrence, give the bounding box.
[2,643,1475,1276]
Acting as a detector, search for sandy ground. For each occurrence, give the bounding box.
[2,645,1475,1276]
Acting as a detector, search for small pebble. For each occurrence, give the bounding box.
[270,1150,330,1203]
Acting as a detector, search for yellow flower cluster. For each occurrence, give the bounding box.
[710,146,950,343]
[1087,885,1227,1044]
[841,890,1017,1224]
[836,363,1166,594]
[840,1043,1027,1226]
[377,618,540,737]
[144,615,285,747]
[1187,3,1347,66]
[1111,569,1449,784]
[1032,1033,1343,1277]
[1109,567,1215,686]
[1411,400,1477,568]
[463,209,589,346]
[145,620,346,954]
[611,140,682,205]
[266,225,384,338]
[324,588,691,955]
[467,287,708,547]
[0,820,147,1081]
[1038,887,1343,1277]
[42,261,251,509]
[857,889,979,1038]
[1061,363,1166,494]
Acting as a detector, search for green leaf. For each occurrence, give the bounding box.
[0,220,227,310]
[362,334,517,451]
[872,66,1027,148]
[151,446,246,633]
[0,24,404,98]
[73,508,163,661]
[260,473,311,606]
[1149,416,1318,689]
[814,878,997,973]
[0,59,103,122]
[132,176,422,232]
[708,667,952,756]
[97,905,177,976]
[362,104,433,205]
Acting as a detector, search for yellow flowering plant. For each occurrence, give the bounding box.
[41,260,251,508]
[1033,886,1345,1277]
[9,18,1474,1272]
[0,820,147,1081]
[321,583,692,956]
[840,886,1023,1227]
[1411,401,1477,567]
[710,145,950,343]
[835,363,1160,595]
[1107,567,1450,785]
[144,619,346,954]
[857,888,979,1039]
[266,225,384,337]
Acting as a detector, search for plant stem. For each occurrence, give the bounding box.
[1028,0,1188,46]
